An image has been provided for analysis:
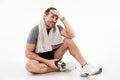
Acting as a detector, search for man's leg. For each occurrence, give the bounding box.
[55,38,102,77]
[25,59,58,74]
[54,38,87,66]
[25,38,86,73]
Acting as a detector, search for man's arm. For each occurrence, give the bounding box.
[25,43,48,63]
[51,10,75,39]
[60,19,75,39]
[25,43,59,69]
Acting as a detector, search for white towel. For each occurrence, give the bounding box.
[35,19,63,53]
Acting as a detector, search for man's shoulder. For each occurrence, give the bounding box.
[28,25,39,37]
[57,24,62,27]
[30,24,39,32]
[32,24,39,30]
[56,25,63,32]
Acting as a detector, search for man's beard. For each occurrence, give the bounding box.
[49,23,55,28]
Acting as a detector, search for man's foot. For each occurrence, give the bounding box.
[55,61,77,72]
[80,64,102,77]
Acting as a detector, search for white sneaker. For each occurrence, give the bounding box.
[55,61,77,72]
[80,64,102,77]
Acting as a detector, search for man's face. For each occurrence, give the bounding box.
[44,10,58,29]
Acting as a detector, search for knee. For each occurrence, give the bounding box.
[25,60,49,73]
[25,61,31,72]
[25,60,39,73]
[64,38,74,46]
[25,60,33,72]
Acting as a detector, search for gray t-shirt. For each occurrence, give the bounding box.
[27,25,63,51]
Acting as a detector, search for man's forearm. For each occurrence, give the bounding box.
[62,18,75,38]
[51,10,75,38]
[26,51,48,64]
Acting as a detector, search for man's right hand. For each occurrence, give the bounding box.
[50,10,63,21]
[46,59,60,70]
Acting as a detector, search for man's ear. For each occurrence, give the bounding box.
[43,14,48,19]
[44,14,47,17]
[43,14,45,17]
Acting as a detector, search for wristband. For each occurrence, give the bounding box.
[60,17,65,21]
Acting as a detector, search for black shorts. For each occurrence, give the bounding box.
[37,49,57,60]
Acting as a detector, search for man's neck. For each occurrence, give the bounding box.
[46,26,51,30]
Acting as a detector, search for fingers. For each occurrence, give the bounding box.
[47,59,59,70]
[54,59,60,61]
[51,10,63,19]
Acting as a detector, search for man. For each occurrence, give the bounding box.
[25,7,102,77]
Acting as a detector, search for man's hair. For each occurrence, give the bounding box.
[44,7,57,15]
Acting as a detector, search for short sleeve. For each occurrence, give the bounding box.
[27,25,38,44]
[57,25,64,32]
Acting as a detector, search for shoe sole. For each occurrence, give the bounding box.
[80,73,89,77]
[80,68,102,77]
[91,68,102,75]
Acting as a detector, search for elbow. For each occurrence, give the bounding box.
[25,50,31,59]
[69,34,75,39]
[25,52,29,58]
[72,34,75,38]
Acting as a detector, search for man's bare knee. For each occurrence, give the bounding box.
[25,60,54,73]
[25,61,32,72]
[25,60,40,73]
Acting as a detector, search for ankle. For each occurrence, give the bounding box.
[81,62,87,68]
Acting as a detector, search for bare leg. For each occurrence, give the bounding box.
[25,38,87,73]
[55,38,87,66]
[25,59,58,73]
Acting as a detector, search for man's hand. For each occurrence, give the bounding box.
[51,10,63,21]
[46,59,59,70]
[50,9,75,39]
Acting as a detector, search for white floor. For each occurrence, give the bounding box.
[1,62,104,80]
[1,51,120,80]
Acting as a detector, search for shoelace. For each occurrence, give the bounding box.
[55,60,66,71]
[55,60,77,71]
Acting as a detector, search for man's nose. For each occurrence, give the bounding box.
[53,18,57,23]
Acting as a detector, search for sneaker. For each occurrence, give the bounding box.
[55,61,77,72]
[80,64,102,77]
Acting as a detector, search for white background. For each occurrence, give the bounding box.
[0,0,120,80]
